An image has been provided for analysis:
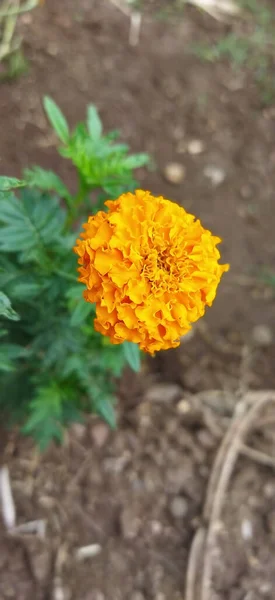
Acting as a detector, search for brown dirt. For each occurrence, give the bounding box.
[0,1,275,599]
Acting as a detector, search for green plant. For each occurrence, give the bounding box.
[0,97,149,449]
[0,0,42,80]
[192,0,275,104]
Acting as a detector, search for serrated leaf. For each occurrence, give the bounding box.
[65,285,86,301]
[31,317,83,371]
[93,396,116,429]
[0,292,20,321]
[0,177,26,191]
[122,341,141,372]
[61,355,84,378]
[0,343,27,372]
[22,382,64,449]
[0,360,15,373]
[0,191,66,256]
[105,130,120,141]
[0,356,15,372]
[70,300,95,327]
[43,96,70,144]
[8,281,42,300]
[87,105,103,140]
[1,343,27,360]
[102,182,131,197]
[24,167,70,198]
[0,260,44,301]
[123,153,150,169]
[62,403,83,425]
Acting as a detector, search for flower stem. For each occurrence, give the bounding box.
[66,174,90,228]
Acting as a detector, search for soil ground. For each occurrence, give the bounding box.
[0,1,275,599]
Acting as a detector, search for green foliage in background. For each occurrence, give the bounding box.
[192,0,275,105]
[0,0,42,81]
[0,98,147,449]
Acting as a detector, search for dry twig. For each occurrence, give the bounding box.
[0,0,42,61]
[239,443,275,469]
[185,527,206,600]
[107,0,142,46]
[201,391,275,600]
[0,465,16,529]
[187,0,240,21]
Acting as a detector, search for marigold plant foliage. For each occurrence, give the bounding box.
[74,190,229,354]
[0,98,150,448]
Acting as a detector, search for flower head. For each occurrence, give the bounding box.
[74,190,229,353]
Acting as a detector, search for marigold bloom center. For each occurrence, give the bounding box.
[74,190,229,353]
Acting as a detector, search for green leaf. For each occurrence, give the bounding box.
[62,403,83,426]
[93,396,116,429]
[0,343,27,372]
[122,341,141,372]
[87,105,103,140]
[24,167,70,198]
[123,153,150,169]
[0,177,26,191]
[22,382,64,449]
[70,300,95,327]
[102,181,136,198]
[66,285,86,301]
[0,99,151,448]
[0,358,14,373]
[43,96,70,144]
[61,354,84,378]
[0,190,66,255]
[0,292,20,321]
[30,317,83,371]
[0,260,44,301]
[7,281,42,301]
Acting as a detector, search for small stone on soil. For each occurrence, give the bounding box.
[144,383,183,404]
[251,324,273,347]
[169,496,188,518]
[187,139,205,155]
[263,482,275,498]
[70,423,86,440]
[164,163,186,184]
[151,520,163,535]
[75,544,102,561]
[176,397,203,426]
[241,518,253,540]
[204,165,226,186]
[90,422,110,448]
[176,399,191,414]
[120,507,141,539]
[259,583,272,595]
[39,495,55,510]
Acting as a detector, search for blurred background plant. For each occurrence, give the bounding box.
[127,0,275,105]
[191,0,275,105]
[0,0,43,80]
[0,97,149,449]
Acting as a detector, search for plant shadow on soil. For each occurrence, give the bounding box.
[0,1,275,599]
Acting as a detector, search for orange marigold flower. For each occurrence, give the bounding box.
[74,190,229,354]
